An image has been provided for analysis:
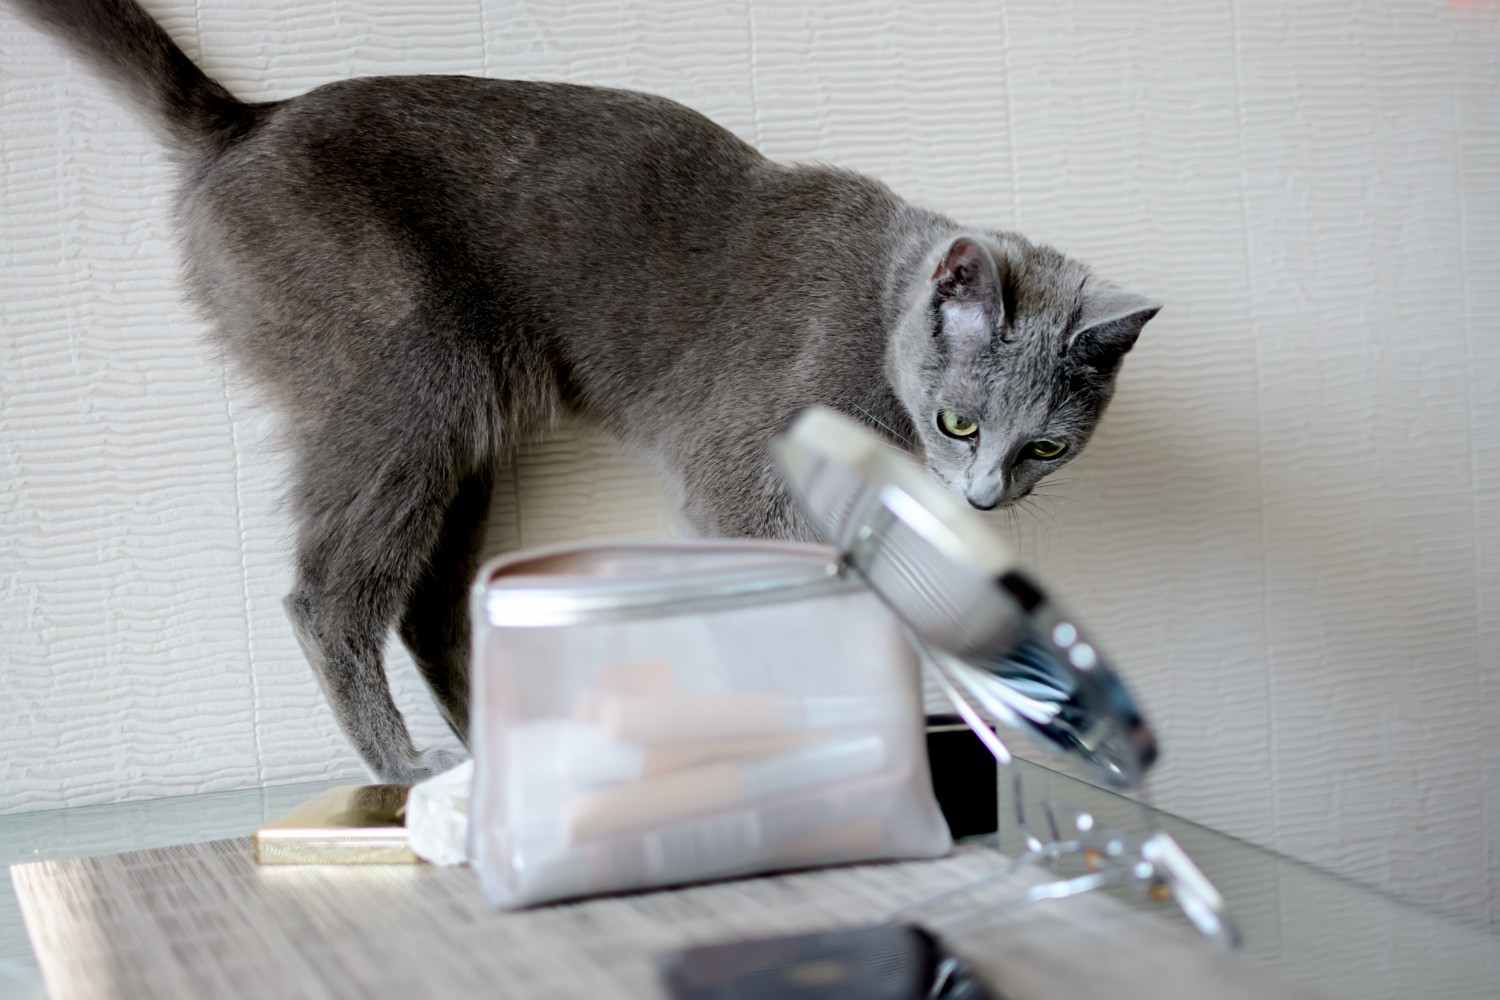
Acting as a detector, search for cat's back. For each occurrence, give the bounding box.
[175,70,910,422]
[179,74,765,324]
[189,74,763,240]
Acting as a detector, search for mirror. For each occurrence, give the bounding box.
[774,405,1158,788]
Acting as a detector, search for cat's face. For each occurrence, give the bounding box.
[888,234,1159,510]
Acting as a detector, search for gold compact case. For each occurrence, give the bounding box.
[253,784,417,864]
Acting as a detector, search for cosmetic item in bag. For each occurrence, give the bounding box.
[405,711,997,868]
[469,540,954,908]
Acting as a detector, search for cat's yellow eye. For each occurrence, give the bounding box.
[938,411,979,439]
[1029,440,1068,460]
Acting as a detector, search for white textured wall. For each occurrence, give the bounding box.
[2,0,1496,932]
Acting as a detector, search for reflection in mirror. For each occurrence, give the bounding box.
[935,611,1158,789]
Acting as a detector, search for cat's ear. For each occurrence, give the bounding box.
[931,237,1002,348]
[1069,281,1161,370]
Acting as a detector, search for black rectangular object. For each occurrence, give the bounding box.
[925,715,999,839]
[659,923,997,999]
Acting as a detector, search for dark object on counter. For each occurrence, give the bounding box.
[926,715,1000,839]
[660,922,998,999]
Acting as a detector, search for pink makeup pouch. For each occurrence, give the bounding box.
[468,538,952,908]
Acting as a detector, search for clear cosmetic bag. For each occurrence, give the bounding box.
[468,539,954,908]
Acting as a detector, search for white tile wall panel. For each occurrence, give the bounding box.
[1,0,1496,929]
[1233,0,1492,926]
[745,0,1015,220]
[1452,2,1500,936]
[482,0,757,141]
[996,0,1279,857]
[3,9,263,807]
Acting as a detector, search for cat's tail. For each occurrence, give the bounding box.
[9,0,254,154]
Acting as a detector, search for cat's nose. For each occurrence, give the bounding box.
[967,496,998,511]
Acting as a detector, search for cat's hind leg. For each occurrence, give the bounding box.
[281,363,496,784]
[397,467,494,745]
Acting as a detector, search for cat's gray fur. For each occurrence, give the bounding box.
[11,0,1161,782]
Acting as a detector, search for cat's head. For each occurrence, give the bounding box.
[888,233,1160,510]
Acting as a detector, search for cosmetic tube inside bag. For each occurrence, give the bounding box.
[469,539,953,908]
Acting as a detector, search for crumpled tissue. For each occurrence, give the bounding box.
[404,759,473,866]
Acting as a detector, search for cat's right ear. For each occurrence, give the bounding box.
[931,237,1002,348]
[1068,281,1162,371]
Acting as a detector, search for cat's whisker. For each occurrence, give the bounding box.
[1031,485,1094,514]
[843,400,915,451]
[1002,504,1022,543]
[1019,496,1061,553]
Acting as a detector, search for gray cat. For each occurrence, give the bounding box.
[13,0,1160,783]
